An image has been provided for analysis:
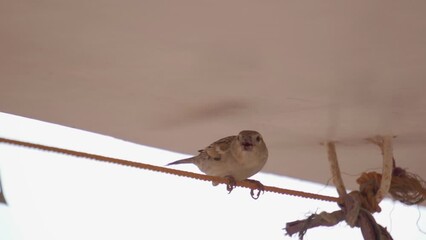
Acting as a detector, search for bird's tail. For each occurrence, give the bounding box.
[166,157,195,166]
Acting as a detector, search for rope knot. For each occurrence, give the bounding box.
[356,172,382,213]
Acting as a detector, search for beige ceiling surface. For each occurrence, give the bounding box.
[1,1,426,190]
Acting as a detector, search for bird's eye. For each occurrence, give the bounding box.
[256,136,261,142]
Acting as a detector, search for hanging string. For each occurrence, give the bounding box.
[326,142,347,198]
[376,136,394,203]
[0,137,339,202]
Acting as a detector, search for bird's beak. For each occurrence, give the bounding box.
[241,139,254,151]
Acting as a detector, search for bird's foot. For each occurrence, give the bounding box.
[224,175,237,193]
[244,179,265,200]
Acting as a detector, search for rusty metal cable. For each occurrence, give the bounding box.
[0,137,339,202]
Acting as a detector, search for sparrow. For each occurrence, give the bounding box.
[167,130,268,199]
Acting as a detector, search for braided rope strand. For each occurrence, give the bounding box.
[326,142,347,198]
[376,136,394,203]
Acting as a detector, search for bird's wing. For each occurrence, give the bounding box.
[200,135,236,161]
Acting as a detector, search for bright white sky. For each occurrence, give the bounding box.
[0,112,424,240]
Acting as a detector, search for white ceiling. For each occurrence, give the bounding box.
[1,0,426,192]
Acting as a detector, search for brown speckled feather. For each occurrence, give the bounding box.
[202,136,235,161]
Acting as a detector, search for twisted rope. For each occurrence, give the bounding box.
[376,136,393,203]
[326,142,347,198]
[0,137,338,202]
